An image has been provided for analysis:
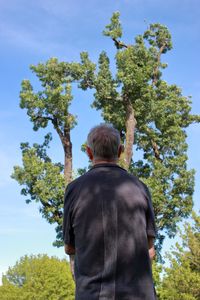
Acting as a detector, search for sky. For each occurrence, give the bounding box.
[0,0,200,283]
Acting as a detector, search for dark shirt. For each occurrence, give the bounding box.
[63,164,156,300]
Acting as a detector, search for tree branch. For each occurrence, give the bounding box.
[33,115,54,122]
[145,126,163,161]
[33,115,66,147]
[40,198,63,220]
[152,43,166,85]
[112,38,129,49]
[51,117,65,145]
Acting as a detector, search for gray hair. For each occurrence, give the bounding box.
[87,123,121,160]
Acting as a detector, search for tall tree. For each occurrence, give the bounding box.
[12,55,95,246]
[0,254,75,300]
[12,12,200,252]
[89,12,200,252]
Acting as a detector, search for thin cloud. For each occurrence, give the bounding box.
[0,206,41,219]
[0,21,67,55]
[0,227,37,235]
[0,0,80,57]
[0,150,15,188]
[36,0,80,18]
[0,0,77,17]
[0,110,18,119]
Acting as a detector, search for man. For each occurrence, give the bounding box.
[63,124,156,300]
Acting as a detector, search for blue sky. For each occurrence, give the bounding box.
[0,0,200,282]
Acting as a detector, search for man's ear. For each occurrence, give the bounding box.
[118,144,124,158]
[86,146,94,161]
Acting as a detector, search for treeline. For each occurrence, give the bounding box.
[0,255,74,300]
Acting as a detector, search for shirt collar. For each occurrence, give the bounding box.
[90,163,126,172]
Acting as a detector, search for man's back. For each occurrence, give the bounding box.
[63,163,156,300]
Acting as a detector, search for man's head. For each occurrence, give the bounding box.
[86,123,122,163]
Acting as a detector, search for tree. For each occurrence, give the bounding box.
[90,13,200,253]
[12,55,96,247]
[159,212,200,300]
[0,254,75,300]
[152,261,163,297]
[12,12,200,251]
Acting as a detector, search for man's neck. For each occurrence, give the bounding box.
[92,159,118,166]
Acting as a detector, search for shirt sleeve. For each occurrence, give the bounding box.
[62,184,75,247]
[144,185,156,238]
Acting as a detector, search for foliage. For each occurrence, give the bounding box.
[12,134,65,246]
[20,59,75,131]
[103,11,122,43]
[159,212,200,300]
[92,14,200,253]
[152,261,163,297]
[12,53,96,246]
[0,254,75,300]
[12,12,200,252]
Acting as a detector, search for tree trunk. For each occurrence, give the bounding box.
[123,97,137,169]
[63,127,72,185]
[152,44,166,85]
[52,118,73,185]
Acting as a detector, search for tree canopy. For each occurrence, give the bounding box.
[0,254,75,300]
[12,12,200,252]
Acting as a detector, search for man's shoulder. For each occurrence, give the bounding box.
[66,170,92,190]
[126,171,142,184]
[126,173,150,197]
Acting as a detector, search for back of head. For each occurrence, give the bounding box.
[87,124,121,161]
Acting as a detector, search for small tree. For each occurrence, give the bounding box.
[0,254,75,300]
[159,212,200,300]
